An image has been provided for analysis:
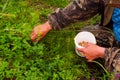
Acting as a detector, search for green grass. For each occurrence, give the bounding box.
[0,0,112,80]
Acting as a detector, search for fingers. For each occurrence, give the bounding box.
[85,56,94,61]
[30,31,37,42]
[30,26,42,42]
[77,48,94,61]
[77,48,84,52]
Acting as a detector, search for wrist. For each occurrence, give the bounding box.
[98,46,105,58]
[45,21,52,31]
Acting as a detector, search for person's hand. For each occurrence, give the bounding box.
[30,21,52,42]
[77,43,105,61]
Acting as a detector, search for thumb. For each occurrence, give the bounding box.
[30,31,37,42]
[77,48,84,52]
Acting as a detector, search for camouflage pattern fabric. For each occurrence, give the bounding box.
[48,0,100,30]
[105,48,120,73]
[48,0,120,73]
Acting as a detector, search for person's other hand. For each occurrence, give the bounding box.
[30,21,52,42]
[77,43,105,61]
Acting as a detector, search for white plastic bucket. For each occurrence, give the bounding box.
[74,31,96,57]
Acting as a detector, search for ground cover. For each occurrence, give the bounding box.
[0,0,112,80]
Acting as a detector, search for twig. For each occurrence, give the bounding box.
[2,0,10,13]
[0,13,15,17]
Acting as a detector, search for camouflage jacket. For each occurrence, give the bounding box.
[48,0,120,73]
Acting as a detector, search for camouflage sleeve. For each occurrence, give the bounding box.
[48,0,101,30]
[104,47,120,73]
